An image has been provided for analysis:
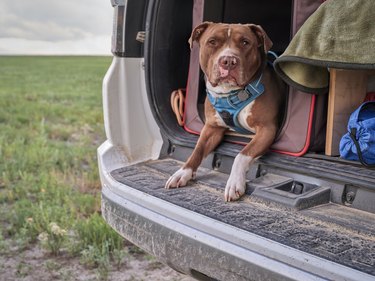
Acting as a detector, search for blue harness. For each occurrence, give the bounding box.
[207,74,264,134]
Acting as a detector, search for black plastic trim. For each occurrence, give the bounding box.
[111,0,148,57]
[144,0,196,150]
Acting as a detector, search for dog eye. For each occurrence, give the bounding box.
[241,39,250,46]
[207,38,217,46]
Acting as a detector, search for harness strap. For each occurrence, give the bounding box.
[207,74,265,134]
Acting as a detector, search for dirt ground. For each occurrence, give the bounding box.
[0,244,195,281]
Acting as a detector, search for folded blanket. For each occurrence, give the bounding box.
[274,0,375,94]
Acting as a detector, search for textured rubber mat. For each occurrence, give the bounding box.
[111,158,375,275]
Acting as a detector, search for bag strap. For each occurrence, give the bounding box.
[349,128,375,168]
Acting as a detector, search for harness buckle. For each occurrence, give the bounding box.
[238,90,250,102]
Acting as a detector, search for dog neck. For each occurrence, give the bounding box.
[206,72,264,98]
[206,73,265,134]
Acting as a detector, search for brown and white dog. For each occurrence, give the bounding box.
[165,22,285,201]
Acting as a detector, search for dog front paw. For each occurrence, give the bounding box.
[224,172,246,202]
[224,153,253,201]
[165,168,194,189]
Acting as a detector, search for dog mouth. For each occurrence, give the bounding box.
[206,74,243,94]
[217,76,239,86]
[210,69,243,88]
[205,60,253,91]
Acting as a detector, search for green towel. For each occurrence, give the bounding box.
[274,0,375,94]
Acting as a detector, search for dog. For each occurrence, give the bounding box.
[165,22,286,201]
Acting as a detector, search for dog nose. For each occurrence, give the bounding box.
[218,56,238,70]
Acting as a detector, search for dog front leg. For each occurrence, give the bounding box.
[224,126,276,201]
[165,125,226,189]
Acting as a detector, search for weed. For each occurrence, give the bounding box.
[45,260,61,272]
[112,248,129,270]
[81,245,102,268]
[38,222,68,255]
[80,242,111,280]
[78,217,124,279]
[96,252,110,281]
[16,261,32,278]
[14,226,32,251]
[0,232,9,254]
[75,213,124,253]
[60,269,74,281]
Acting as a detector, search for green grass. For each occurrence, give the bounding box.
[0,56,129,277]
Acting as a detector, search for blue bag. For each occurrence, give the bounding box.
[339,102,375,167]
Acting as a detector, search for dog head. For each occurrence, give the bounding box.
[189,22,272,93]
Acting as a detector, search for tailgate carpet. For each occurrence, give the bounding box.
[111,158,375,275]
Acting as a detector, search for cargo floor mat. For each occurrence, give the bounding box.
[111,158,375,275]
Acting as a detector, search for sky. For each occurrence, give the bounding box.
[0,0,113,55]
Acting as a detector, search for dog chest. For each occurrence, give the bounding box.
[213,101,256,134]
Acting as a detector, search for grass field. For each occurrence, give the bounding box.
[0,56,188,281]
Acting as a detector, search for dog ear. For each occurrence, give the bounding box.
[247,24,273,53]
[188,22,213,49]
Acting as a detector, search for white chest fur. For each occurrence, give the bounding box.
[237,101,256,133]
[213,101,256,134]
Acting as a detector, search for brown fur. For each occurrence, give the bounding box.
[166,22,286,201]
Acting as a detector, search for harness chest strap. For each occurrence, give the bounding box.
[207,74,265,134]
